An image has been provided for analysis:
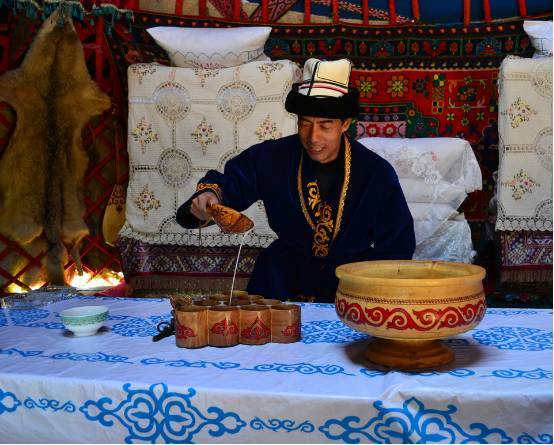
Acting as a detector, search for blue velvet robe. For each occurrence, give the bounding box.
[177,134,415,302]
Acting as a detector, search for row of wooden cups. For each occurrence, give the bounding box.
[171,293,301,348]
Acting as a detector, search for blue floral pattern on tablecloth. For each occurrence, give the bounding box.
[487,310,539,316]
[49,352,134,364]
[25,322,65,330]
[140,357,240,369]
[112,314,171,337]
[484,368,552,380]
[0,310,6,327]
[80,383,246,443]
[8,309,49,326]
[0,388,21,415]
[516,432,554,443]
[0,348,43,358]
[360,368,476,378]
[250,417,314,433]
[319,397,512,443]
[241,363,355,376]
[301,320,368,344]
[24,397,76,412]
[472,327,552,351]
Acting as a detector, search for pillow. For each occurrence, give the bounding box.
[147,26,272,69]
[122,60,301,248]
[523,20,553,57]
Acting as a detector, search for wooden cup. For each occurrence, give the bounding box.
[169,294,193,310]
[208,306,240,347]
[223,299,251,306]
[195,299,218,307]
[237,295,264,303]
[210,294,231,305]
[258,298,281,306]
[175,305,208,348]
[222,290,249,299]
[239,305,271,345]
[270,304,301,343]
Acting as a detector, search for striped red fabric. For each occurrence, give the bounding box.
[304,0,311,24]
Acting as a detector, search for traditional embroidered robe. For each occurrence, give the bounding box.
[177,134,415,302]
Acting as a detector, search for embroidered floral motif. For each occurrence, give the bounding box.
[501,169,540,200]
[154,81,191,122]
[193,68,220,87]
[191,117,221,155]
[298,140,351,258]
[131,117,159,154]
[130,64,157,84]
[255,115,282,141]
[501,97,538,128]
[355,76,377,99]
[387,75,409,98]
[216,82,256,122]
[134,184,161,220]
[257,62,284,83]
[158,149,192,187]
[378,147,442,184]
[196,183,223,202]
[305,181,335,257]
[412,77,430,96]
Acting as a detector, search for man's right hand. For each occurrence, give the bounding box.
[190,191,220,221]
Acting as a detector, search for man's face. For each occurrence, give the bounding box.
[298,116,352,163]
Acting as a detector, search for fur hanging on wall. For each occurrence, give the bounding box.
[0,10,111,285]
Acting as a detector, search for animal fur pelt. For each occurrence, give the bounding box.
[0,10,111,285]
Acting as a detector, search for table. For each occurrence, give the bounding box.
[0,297,552,443]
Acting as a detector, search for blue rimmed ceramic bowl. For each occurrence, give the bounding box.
[60,305,109,337]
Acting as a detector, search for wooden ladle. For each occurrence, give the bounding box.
[206,203,254,234]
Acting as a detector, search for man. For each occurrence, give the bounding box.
[177,58,415,302]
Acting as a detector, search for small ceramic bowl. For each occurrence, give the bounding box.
[60,305,109,337]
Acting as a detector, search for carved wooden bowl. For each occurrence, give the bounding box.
[335,260,487,370]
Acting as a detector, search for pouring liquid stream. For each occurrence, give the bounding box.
[229,231,249,305]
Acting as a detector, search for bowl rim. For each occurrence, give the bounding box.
[60,305,109,319]
[335,260,486,287]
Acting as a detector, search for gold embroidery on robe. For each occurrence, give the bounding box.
[297,138,351,258]
[196,182,223,202]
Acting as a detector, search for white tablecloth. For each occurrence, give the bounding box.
[0,297,552,443]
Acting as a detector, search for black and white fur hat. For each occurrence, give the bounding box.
[285,58,359,119]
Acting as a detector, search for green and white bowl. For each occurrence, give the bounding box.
[60,305,109,337]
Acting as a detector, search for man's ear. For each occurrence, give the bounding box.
[341,118,353,133]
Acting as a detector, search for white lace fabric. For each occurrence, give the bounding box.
[358,137,482,262]
[124,61,302,247]
[496,56,553,231]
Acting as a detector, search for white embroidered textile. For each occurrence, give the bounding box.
[123,61,301,247]
[358,137,482,252]
[496,56,553,231]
